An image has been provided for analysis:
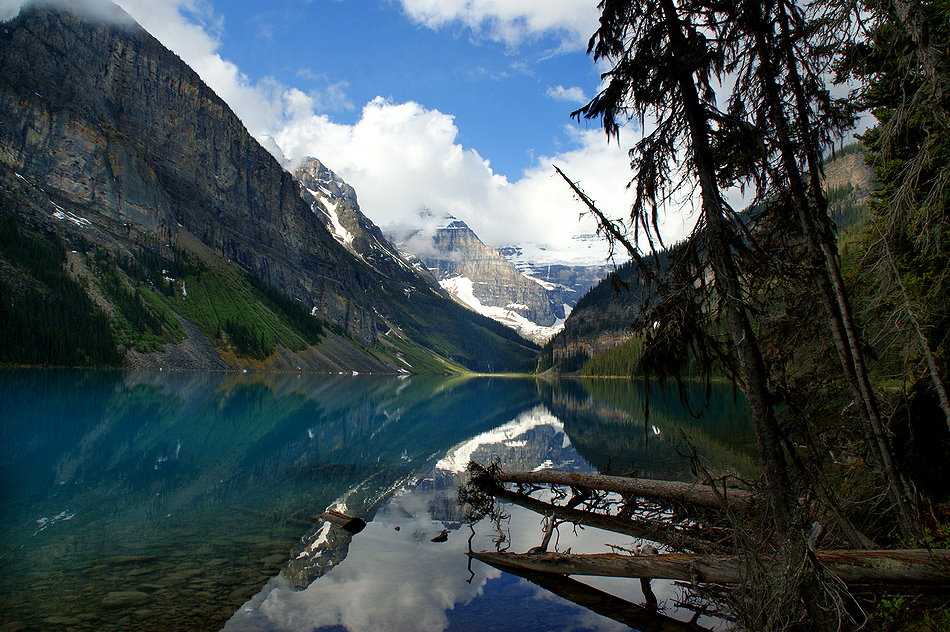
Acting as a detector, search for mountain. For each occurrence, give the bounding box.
[388,215,615,343]
[0,3,538,372]
[391,216,563,342]
[293,157,440,291]
[538,259,648,373]
[499,243,616,319]
[538,145,875,375]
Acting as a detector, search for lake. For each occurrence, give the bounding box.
[0,370,755,631]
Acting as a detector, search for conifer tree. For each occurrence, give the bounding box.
[567,1,838,626]
[723,0,920,537]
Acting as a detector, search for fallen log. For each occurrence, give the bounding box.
[495,470,751,511]
[491,486,725,553]
[470,549,950,586]
[478,557,712,632]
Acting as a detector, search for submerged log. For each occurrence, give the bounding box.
[495,470,751,511]
[470,549,950,586]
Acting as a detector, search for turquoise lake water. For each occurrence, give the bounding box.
[0,371,754,631]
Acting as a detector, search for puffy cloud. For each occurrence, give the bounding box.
[398,0,599,48]
[545,84,588,104]
[275,97,512,233]
[274,97,694,263]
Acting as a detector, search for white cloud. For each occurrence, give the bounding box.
[273,97,692,263]
[398,0,599,49]
[1,0,134,23]
[545,84,588,104]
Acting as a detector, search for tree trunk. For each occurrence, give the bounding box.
[471,549,950,586]
[869,216,950,426]
[781,9,922,537]
[658,0,800,540]
[745,1,920,538]
[657,3,838,626]
[488,485,726,553]
[495,469,751,511]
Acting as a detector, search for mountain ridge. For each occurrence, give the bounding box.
[0,4,538,372]
[388,215,615,343]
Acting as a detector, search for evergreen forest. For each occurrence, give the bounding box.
[546,0,949,629]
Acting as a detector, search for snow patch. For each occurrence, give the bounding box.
[306,187,354,246]
[501,235,621,268]
[522,273,559,291]
[52,209,91,228]
[439,276,565,343]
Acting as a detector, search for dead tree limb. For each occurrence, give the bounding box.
[496,470,751,512]
[479,557,713,632]
[491,486,725,553]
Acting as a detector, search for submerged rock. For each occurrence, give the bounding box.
[100,591,150,608]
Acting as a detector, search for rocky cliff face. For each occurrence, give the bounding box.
[293,157,440,292]
[500,240,615,294]
[499,245,615,315]
[427,219,561,325]
[389,216,619,344]
[0,5,377,335]
[0,4,538,372]
[392,217,569,342]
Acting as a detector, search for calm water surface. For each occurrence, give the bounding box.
[0,371,754,631]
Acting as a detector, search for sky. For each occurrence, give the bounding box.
[3,0,704,263]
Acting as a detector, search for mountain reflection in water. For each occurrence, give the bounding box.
[0,371,753,631]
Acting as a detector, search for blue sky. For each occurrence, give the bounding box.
[208,0,605,178]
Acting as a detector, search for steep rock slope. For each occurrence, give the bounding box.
[0,4,537,372]
[500,245,615,308]
[395,217,570,342]
[293,157,439,291]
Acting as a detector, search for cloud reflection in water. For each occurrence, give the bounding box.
[225,403,718,632]
[225,489,501,632]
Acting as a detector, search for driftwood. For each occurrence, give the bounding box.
[318,510,366,534]
[491,486,725,553]
[496,470,751,511]
[471,549,950,586]
[478,557,712,632]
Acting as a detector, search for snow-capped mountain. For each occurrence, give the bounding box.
[501,233,620,269]
[294,158,441,291]
[0,0,541,373]
[499,243,616,308]
[386,214,614,344]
